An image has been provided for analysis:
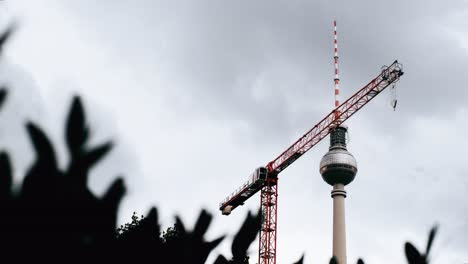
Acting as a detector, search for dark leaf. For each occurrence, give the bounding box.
[231,210,261,260]
[0,152,12,199]
[65,96,89,156]
[0,24,16,54]
[405,242,423,264]
[82,142,113,170]
[330,256,339,264]
[100,178,125,234]
[193,209,212,238]
[26,122,57,169]
[145,207,160,237]
[0,88,7,110]
[206,236,225,251]
[22,123,60,202]
[213,255,229,264]
[175,216,187,235]
[293,254,304,264]
[102,178,126,212]
[65,142,112,190]
[425,225,438,255]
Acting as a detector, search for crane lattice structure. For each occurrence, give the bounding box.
[219,23,404,264]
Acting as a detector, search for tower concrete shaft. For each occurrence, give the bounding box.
[320,126,357,264]
[331,183,347,264]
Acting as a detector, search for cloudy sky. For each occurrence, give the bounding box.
[0,0,467,263]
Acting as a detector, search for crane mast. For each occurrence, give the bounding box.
[219,57,403,264]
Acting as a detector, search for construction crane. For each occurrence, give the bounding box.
[219,25,404,264]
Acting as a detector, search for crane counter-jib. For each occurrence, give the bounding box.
[219,167,268,215]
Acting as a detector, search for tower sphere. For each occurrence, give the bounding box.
[319,126,357,186]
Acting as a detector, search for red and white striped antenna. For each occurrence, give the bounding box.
[333,20,340,110]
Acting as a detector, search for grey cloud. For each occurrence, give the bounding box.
[57,0,468,146]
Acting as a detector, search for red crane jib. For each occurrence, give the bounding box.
[219,60,403,213]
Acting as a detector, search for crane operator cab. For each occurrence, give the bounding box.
[252,167,268,185]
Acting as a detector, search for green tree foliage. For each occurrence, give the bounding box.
[161,224,180,243]
[116,212,180,243]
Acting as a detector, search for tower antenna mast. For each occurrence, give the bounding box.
[333,20,341,111]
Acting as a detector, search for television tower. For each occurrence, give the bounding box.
[319,20,358,264]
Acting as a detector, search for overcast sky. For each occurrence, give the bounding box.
[0,1,467,263]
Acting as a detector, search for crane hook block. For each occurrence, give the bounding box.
[391,99,398,111]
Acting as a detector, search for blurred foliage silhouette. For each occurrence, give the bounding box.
[0,24,441,264]
[328,225,437,264]
[404,226,438,264]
